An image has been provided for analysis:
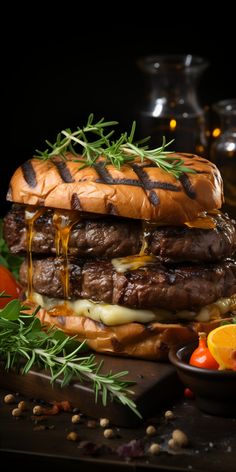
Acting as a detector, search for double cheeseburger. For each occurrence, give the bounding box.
[3,152,236,360]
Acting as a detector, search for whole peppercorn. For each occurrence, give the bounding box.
[172,429,189,447]
[149,443,161,455]
[100,418,110,428]
[71,414,81,424]
[103,428,114,439]
[18,400,28,411]
[164,410,175,420]
[33,405,44,416]
[12,408,23,417]
[4,394,16,404]
[66,431,79,442]
[168,438,177,449]
[146,425,157,436]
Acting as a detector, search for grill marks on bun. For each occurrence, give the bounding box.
[71,193,83,211]
[52,158,75,183]
[12,153,223,223]
[21,161,37,188]
[179,173,196,199]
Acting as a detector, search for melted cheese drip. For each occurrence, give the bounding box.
[31,292,236,326]
[184,210,222,229]
[25,207,45,299]
[184,213,216,229]
[53,210,80,298]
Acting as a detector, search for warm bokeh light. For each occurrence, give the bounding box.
[196,145,205,154]
[169,119,177,130]
[212,128,221,138]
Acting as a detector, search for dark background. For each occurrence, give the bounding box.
[1,17,235,217]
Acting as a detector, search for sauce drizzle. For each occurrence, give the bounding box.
[53,210,80,298]
[25,207,45,299]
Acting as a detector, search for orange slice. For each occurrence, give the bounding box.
[207,324,236,370]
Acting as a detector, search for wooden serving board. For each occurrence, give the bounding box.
[0,355,181,427]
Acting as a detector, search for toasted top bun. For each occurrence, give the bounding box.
[7,153,223,223]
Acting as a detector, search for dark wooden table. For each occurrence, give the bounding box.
[1,381,236,472]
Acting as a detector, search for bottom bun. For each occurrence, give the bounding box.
[28,303,233,361]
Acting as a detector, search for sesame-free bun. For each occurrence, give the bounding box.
[7,153,223,224]
[30,303,231,361]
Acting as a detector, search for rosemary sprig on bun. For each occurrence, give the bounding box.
[35,114,196,179]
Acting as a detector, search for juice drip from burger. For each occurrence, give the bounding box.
[112,213,219,273]
[25,207,46,299]
[53,210,80,299]
[112,221,157,273]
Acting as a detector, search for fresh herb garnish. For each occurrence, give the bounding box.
[0,296,141,418]
[35,114,196,179]
[0,220,23,279]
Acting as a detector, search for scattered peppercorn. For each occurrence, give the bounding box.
[103,428,114,439]
[71,414,81,424]
[168,438,177,449]
[172,429,189,447]
[12,408,23,417]
[18,400,28,411]
[146,425,156,436]
[100,418,110,428]
[164,410,175,420]
[149,443,161,455]
[33,405,44,416]
[66,431,79,442]
[4,394,16,404]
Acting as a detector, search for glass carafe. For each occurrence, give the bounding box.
[210,99,236,218]
[137,54,208,155]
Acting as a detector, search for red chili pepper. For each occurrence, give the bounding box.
[189,332,219,370]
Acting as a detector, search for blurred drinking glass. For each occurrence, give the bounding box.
[137,54,208,155]
[210,99,236,218]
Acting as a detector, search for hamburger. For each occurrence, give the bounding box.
[3,122,236,360]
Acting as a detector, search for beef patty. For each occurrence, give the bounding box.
[4,205,236,262]
[19,257,236,311]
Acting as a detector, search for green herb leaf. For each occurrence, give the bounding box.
[0,299,141,418]
[35,115,196,180]
[0,299,22,320]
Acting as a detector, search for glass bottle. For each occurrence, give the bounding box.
[137,54,208,155]
[210,99,236,218]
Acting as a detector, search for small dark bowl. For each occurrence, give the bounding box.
[169,342,236,417]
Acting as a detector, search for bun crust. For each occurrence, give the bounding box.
[7,153,223,223]
[28,303,231,361]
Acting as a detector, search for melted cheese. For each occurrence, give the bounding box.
[184,210,221,229]
[31,292,236,326]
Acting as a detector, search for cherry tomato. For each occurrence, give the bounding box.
[189,332,219,370]
[0,265,22,308]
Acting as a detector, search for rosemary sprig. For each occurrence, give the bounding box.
[0,297,141,418]
[35,114,196,179]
